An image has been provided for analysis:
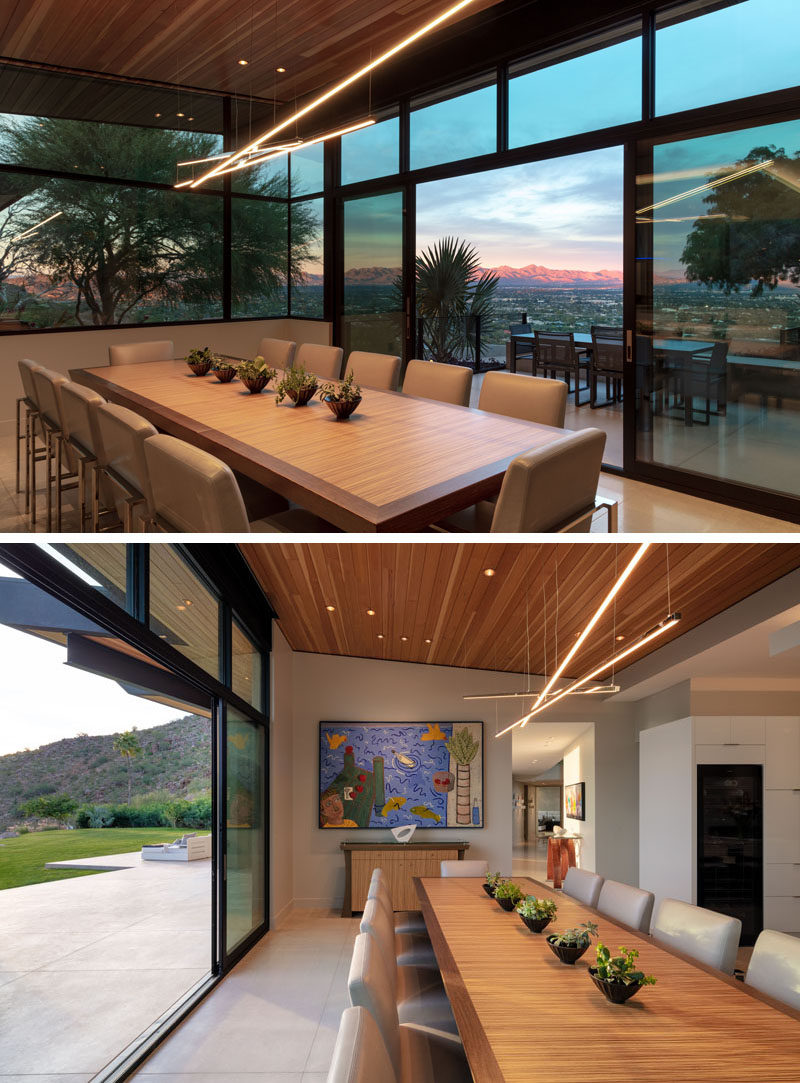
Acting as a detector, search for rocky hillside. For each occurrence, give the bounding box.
[0,714,211,829]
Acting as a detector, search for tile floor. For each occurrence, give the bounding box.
[0,850,211,1080]
[0,433,794,535]
[132,908,360,1083]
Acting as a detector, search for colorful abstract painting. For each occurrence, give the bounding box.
[318,721,483,829]
[565,781,585,821]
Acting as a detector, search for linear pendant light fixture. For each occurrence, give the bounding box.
[181,0,480,189]
[464,684,621,702]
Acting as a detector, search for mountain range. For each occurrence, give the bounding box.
[0,715,211,829]
[324,262,625,288]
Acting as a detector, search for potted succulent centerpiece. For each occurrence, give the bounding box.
[483,871,503,898]
[493,880,524,912]
[516,895,557,934]
[237,356,277,394]
[589,943,656,1004]
[317,370,362,420]
[546,920,599,965]
[186,346,216,376]
[275,365,318,407]
[212,357,239,383]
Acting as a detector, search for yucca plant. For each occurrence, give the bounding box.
[415,237,499,365]
[445,727,479,826]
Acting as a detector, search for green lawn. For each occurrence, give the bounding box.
[0,828,184,890]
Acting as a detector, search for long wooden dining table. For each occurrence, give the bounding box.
[72,360,572,532]
[415,875,800,1083]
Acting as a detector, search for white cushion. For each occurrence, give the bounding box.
[562,867,604,908]
[745,929,800,1009]
[651,898,741,974]
[597,879,654,933]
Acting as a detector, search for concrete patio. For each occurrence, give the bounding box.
[0,849,211,1080]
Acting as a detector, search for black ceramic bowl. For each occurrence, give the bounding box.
[496,896,517,912]
[546,935,589,965]
[482,883,495,897]
[588,968,643,1003]
[519,913,552,934]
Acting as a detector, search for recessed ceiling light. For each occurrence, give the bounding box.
[176,604,186,611]
[187,116,194,121]
[154,112,162,118]
[326,605,335,612]
[366,609,375,616]
[184,600,192,606]
[424,638,431,644]
[276,66,286,73]
[176,111,185,117]
[401,636,408,642]
[616,634,625,641]
[484,568,495,577]
[377,634,384,639]
[238,58,249,65]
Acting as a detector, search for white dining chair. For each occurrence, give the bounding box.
[368,868,428,938]
[257,337,296,369]
[328,1006,398,1083]
[295,342,343,380]
[60,382,108,531]
[561,867,604,908]
[440,860,488,878]
[17,359,46,526]
[347,933,470,1083]
[95,402,158,531]
[744,929,800,1011]
[31,367,79,531]
[651,898,741,974]
[596,879,655,933]
[108,339,173,365]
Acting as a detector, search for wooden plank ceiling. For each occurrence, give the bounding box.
[243,542,800,679]
[0,0,503,102]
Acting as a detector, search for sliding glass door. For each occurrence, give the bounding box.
[632,115,800,512]
[341,190,406,359]
[222,705,267,962]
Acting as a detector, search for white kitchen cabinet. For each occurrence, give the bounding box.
[695,744,764,766]
[765,863,800,896]
[694,717,731,744]
[763,896,800,932]
[731,716,765,744]
[764,790,800,863]
[765,718,800,790]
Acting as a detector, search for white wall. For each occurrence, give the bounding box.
[563,728,595,872]
[288,651,516,910]
[269,624,295,928]
[0,318,332,435]
[638,717,694,908]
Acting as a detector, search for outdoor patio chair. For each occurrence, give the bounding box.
[590,334,624,408]
[535,331,591,407]
[508,322,536,375]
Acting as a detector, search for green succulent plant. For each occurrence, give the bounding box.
[186,346,216,366]
[594,942,656,986]
[485,871,503,889]
[549,921,599,948]
[516,895,557,920]
[237,355,277,381]
[275,365,318,405]
[212,357,238,372]
[317,370,361,403]
[493,881,523,905]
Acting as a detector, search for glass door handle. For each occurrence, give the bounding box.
[626,330,633,363]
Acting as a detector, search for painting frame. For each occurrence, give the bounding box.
[564,781,585,822]
[318,720,484,830]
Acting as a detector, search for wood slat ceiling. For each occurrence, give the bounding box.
[0,0,504,103]
[242,542,800,679]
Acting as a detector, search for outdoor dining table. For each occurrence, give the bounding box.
[72,358,573,532]
[415,874,800,1083]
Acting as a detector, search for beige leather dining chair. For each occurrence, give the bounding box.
[402,359,472,407]
[328,1006,398,1083]
[478,370,567,428]
[651,898,741,974]
[434,428,617,533]
[108,339,173,365]
[440,860,488,878]
[368,868,428,939]
[596,879,655,934]
[745,929,800,1011]
[345,351,401,391]
[143,434,333,533]
[347,933,470,1083]
[31,367,79,531]
[257,337,296,370]
[17,359,46,525]
[359,899,454,1035]
[295,342,343,380]
[95,402,158,531]
[562,868,604,908]
[60,382,108,531]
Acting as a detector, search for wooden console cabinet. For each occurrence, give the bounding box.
[340,841,470,916]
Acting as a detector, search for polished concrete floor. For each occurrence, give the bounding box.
[0,432,794,535]
[132,908,360,1083]
[0,850,211,1081]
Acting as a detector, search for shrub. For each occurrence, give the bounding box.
[17,826,29,835]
